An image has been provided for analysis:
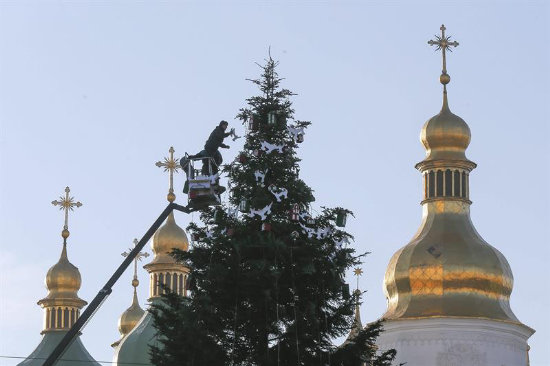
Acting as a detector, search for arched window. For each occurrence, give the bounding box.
[64,308,69,328]
[165,273,172,294]
[56,308,62,328]
[153,273,158,296]
[428,171,435,198]
[445,170,452,196]
[71,308,76,326]
[159,273,165,294]
[179,274,184,295]
[461,171,467,198]
[424,173,428,199]
[436,170,443,197]
[50,308,56,329]
[454,170,460,196]
[46,308,51,328]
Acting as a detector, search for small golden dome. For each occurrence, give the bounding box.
[44,243,82,299]
[420,93,471,162]
[149,212,188,265]
[118,289,145,337]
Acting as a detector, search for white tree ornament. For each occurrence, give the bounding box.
[268,185,288,202]
[260,141,285,154]
[287,125,305,142]
[248,202,273,221]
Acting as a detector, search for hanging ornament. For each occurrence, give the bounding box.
[297,133,304,143]
[262,223,272,232]
[227,228,235,236]
[336,210,347,227]
[239,199,250,213]
[290,231,299,241]
[267,111,277,125]
[192,233,200,242]
[260,141,285,154]
[239,153,247,164]
[248,115,259,132]
[290,204,300,221]
[253,149,262,157]
[254,169,268,186]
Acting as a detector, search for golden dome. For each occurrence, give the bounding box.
[39,243,86,306]
[118,288,145,337]
[147,212,189,266]
[420,92,472,162]
[383,188,519,323]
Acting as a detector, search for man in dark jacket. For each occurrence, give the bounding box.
[184,120,231,175]
[204,120,231,167]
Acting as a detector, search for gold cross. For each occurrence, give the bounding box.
[155,146,180,202]
[122,238,149,287]
[428,24,459,77]
[51,187,82,240]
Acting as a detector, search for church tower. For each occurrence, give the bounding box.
[113,147,190,366]
[18,187,100,366]
[377,26,534,365]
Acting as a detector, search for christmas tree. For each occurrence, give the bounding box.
[150,57,398,366]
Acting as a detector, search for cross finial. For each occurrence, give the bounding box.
[155,146,180,203]
[428,24,459,86]
[51,186,82,241]
[122,238,149,288]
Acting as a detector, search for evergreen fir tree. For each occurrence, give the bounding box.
[150,58,398,366]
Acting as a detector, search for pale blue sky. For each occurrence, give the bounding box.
[0,1,548,365]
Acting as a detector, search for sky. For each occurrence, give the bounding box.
[0,1,548,365]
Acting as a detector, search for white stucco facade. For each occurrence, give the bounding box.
[376,317,534,366]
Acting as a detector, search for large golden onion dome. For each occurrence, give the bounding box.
[146,212,189,266]
[39,242,86,307]
[383,200,519,322]
[420,94,472,162]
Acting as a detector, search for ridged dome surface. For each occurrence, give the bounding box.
[41,243,84,302]
[149,212,189,265]
[420,94,471,162]
[118,290,145,336]
[383,201,519,323]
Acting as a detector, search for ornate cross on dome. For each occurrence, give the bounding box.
[51,186,82,241]
[122,238,149,287]
[428,24,459,84]
[155,146,180,203]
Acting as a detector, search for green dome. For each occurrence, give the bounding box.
[17,332,100,366]
[113,310,160,366]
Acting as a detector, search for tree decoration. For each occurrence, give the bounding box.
[254,169,268,186]
[290,204,300,221]
[268,184,288,202]
[336,209,348,227]
[253,149,262,157]
[267,111,277,125]
[238,199,250,213]
[248,115,259,131]
[248,202,273,221]
[238,153,247,164]
[260,140,285,154]
[261,223,272,232]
